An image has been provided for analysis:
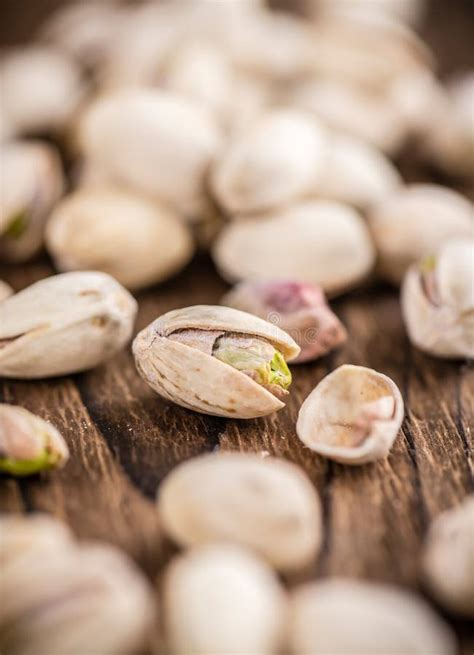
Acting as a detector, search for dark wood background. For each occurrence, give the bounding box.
[1,1,473,652]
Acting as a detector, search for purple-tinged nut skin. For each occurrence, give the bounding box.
[222,279,347,363]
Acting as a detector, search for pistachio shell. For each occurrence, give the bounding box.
[133,305,299,418]
[308,0,426,26]
[213,201,375,296]
[422,496,474,617]
[368,184,474,285]
[158,452,322,571]
[297,364,404,464]
[401,239,474,359]
[211,109,329,214]
[0,271,137,379]
[164,544,286,654]
[78,89,223,218]
[46,187,194,290]
[288,578,456,655]
[0,281,14,302]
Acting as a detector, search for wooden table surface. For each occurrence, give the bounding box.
[1,1,474,652]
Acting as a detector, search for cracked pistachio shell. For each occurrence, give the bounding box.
[46,187,194,291]
[314,133,401,210]
[0,404,69,476]
[422,496,474,617]
[213,201,375,297]
[0,515,155,655]
[78,89,223,218]
[164,544,286,655]
[401,239,474,359]
[368,184,474,285]
[0,271,137,379]
[158,452,322,571]
[0,140,64,262]
[0,281,14,302]
[211,109,329,214]
[288,578,456,655]
[297,364,404,465]
[0,46,84,136]
[133,304,299,418]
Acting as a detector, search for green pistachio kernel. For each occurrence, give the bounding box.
[0,448,62,476]
[5,209,29,239]
[420,254,437,274]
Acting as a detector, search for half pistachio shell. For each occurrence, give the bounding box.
[297,364,404,465]
[133,305,299,418]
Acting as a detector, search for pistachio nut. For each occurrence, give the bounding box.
[46,187,194,290]
[314,133,401,210]
[158,452,322,571]
[133,305,299,418]
[297,364,404,465]
[0,271,137,379]
[213,200,375,297]
[78,88,223,218]
[288,578,456,654]
[164,544,286,655]
[368,184,473,285]
[222,279,347,363]
[0,281,14,302]
[0,140,64,262]
[422,496,474,617]
[401,239,474,359]
[211,109,329,214]
[0,404,69,476]
[0,514,155,655]
[0,46,84,136]
[306,0,426,26]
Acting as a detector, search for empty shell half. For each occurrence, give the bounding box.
[133,304,300,418]
[157,452,322,571]
[297,364,404,464]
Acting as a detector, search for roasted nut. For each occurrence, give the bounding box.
[0,404,69,476]
[133,305,299,418]
[368,184,473,285]
[78,88,223,218]
[46,187,194,290]
[211,109,329,214]
[422,496,474,617]
[0,514,155,655]
[0,281,13,302]
[222,279,347,363]
[0,271,137,379]
[288,578,456,654]
[0,46,84,135]
[213,200,375,296]
[401,239,474,359]
[158,452,322,571]
[297,364,404,464]
[164,544,286,654]
[0,140,64,262]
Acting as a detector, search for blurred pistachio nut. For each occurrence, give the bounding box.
[158,452,322,571]
[0,271,137,379]
[368,184,473,285]
[78,89,223,218]
[213,201,375,296]
[401,239,474,359]
[0,46,84,135]
[422,496,474,617]
[0,140,64,262]
[0,281,14,302]
[306,0,426,26]
[211,109,329,214]
[133,305,299,418]
[46,188,194,290]
[0,514,73,566]
[0,515,155,655]
[222,279,347,363]
[288,578,456,655]
[297,365,404,465]
[0,404,69,476]
[164,544,286,655]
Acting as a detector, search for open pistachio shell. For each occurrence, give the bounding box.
[213,201,375,297]
[401,239,474,359]
[297,364,404,465]
[133,305,299,418]
[158,452,322,571]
